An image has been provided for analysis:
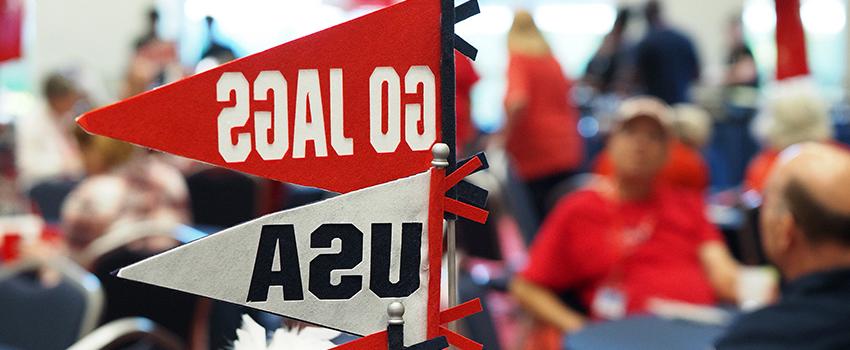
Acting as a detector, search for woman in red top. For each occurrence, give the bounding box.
[502,10,584,218]
[745,81,833,193]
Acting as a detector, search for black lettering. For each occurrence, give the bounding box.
[370,223,422,297]
[247,225,304,302]
[309,223,363,299]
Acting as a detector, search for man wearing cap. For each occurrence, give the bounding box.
[510,97,738,347]
[716,142,850,349]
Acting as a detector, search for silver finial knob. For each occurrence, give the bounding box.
[387,302,405,325]
[431,143,450,168]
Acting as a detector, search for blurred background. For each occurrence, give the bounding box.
[1,0,850,349]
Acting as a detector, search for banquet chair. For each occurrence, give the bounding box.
[67,317,183,350]
[0,257,103,350]
[27,179,80,223]
[81,220,206,346]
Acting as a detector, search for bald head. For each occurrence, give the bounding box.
[771,143,850,214]
[767,142,850,245]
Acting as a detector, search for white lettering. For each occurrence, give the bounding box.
[293,69,328,159]
[403,66,436,151]
[215,66,437,162]
[253,71,289,160]
[369,67,401,153]
[217,72,251,163]
[330,69,353,156]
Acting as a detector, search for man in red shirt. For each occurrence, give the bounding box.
[510,97,738,348]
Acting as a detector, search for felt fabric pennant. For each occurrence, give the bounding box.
[77,0,443,194]
[440,0,458,175]
[404,337,449,350]
[453,0,480,61]
[454,0,480,25]
[426,168,446,340]
[438,299,483,325]
[442,153,486,193]
[118,170,434,346]
[454,181,488,209]
[103,0,490,347]
[438,326,482,350]
[331,331,387,350]
[444,198,488,224]
[453,35,478,61]
[443,153,488,220]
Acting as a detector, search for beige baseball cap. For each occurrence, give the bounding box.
[613,96,674,135]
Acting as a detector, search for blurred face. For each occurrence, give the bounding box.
[609,116,669,182]
[49,92,80,117]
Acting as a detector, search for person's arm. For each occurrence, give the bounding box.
[512,198,591,332]
[503,56,529,133]
[687,190,739,303]
[510,276,587,333]
[699,240,739,303]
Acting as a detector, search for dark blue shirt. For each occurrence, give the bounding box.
[636,26,699,105]
[715,268,850,350]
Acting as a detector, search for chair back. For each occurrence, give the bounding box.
[67,317,183,350]
[82,220,203,344]
[28,179,79,223]
[0,257,103,349]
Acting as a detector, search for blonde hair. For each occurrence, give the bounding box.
[507,10,550,56]
[74,127,137,174]
[754,79,832,150]
[673,104,713,148]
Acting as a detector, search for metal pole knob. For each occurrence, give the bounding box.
[431,143,450,168]
[388,301,405,326]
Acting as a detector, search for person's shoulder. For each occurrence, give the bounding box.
[550,187,608,218]
[715,305,799,349]
[716,297,850,350]
[669,28,697,47]
[508,52,533,63]
[511,52,557,64]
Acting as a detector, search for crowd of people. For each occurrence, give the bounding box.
[489,2,849,350]
[1,1,850,350]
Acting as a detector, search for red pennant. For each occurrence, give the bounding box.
[0,0,23,63]
[331,331,387,350]
[775,0,809,80]
[77,0,442,193]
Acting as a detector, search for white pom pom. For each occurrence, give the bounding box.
[232,315,269,350]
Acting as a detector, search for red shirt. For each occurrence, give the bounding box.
[521,185,721,318]
[744,148,780,193]
[745,143,850,193]
[504,53,584,180]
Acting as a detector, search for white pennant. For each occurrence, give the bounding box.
[117,170,433,346]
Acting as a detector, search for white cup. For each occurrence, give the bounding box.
[737,265,777,311]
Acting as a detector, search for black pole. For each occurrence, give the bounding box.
[440,0,457,174]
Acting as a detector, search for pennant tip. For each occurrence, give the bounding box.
[113,265,139,280]
[75,112,93,132]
